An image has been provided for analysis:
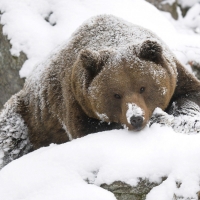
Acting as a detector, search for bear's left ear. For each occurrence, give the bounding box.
[79,49,108,77]
[139,40,163,64]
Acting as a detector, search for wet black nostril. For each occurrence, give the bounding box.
[130,116,143,127]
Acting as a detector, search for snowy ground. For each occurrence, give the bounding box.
[1,0,200,199]
[2,125,200,200]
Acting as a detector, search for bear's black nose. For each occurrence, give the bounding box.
[130,116,143,128]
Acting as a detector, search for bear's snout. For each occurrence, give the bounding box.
[130,116,143,130]
[125,103,146,131]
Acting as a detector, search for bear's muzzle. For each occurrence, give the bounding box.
[130,115,144,130]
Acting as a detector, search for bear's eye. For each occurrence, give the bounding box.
[140,87,145,93]
[114,94,122,99]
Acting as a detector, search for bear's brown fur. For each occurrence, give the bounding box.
[1,15,200,168]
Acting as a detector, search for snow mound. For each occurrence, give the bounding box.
[1,125,200,199]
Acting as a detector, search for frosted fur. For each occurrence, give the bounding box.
[62,123,73,141]
[19,14,177,133]
[96,112,109,121]
[150,107,174,127]
[126,103,144,124]
[24,14,177,128]
[171,100,200,133]
[171,99,200,117]
[151,101,200,134]
[0,94,31,169]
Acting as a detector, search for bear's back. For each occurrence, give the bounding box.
[70,14,160,52]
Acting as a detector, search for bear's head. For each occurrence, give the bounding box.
[71,40,176,131]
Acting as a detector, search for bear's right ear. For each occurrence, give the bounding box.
[79,49,102,75]
[79,49,105,77]
[139,40,163,64]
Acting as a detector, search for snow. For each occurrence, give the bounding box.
[1,125,200,199]
[62,123,73,141]
[1,0,200,199]
[178,0,200,8]
[96,112,109,121]
[184,3,200,32]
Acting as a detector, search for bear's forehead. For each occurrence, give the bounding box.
[103,43,177,78]
[102,59,167,80]
[95,63,169,92]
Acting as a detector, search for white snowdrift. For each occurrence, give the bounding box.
[1,124,200,200]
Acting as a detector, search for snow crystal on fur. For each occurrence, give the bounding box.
[96,112,109,121]
[171,100,200,133]
[151,100,200,134]
[126,103,144,124]
[0,94,32,169]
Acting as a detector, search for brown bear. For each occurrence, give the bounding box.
[0,14,200,169]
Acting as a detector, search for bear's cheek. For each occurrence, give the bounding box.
[93,101,121,123]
